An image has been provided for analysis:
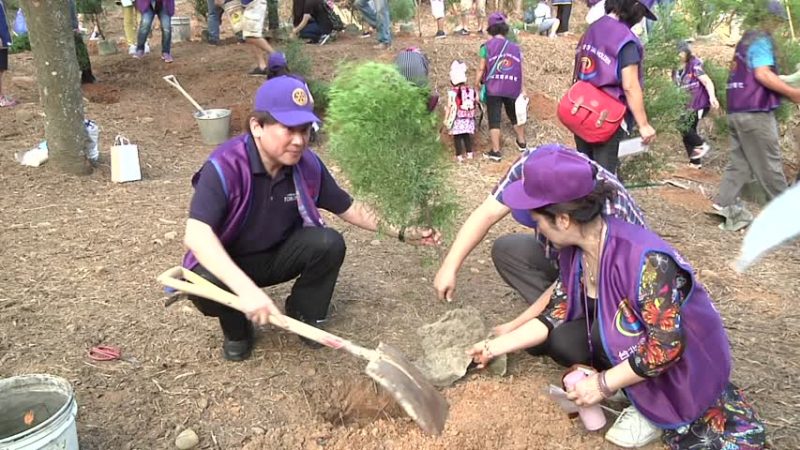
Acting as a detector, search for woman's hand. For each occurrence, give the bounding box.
[466,340,495,369]
[566,372,605,407]
[639,124,656,145]
[710,97,720,110]
[402,227,442,246]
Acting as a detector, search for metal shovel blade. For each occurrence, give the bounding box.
[366,343,449,435]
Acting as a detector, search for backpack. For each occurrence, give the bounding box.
[323,0,345,31]
[455,87,476,119]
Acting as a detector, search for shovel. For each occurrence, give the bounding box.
[162,75,207,117]
[157,266,449,435]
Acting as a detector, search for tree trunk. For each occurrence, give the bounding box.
[20,0,91,175]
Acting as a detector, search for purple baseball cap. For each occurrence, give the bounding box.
[268,51,288,71]
[502,146,597,213]
[638,0,658,21]
[253,76,320,127]
[488,11,506,28]
[768,0,789,20]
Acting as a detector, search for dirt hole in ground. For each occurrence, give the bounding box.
[318,378,405,428]
[82,84,121,104]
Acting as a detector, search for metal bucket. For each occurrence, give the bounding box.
[172,16,191,42]
[223,1,244,33]
[195,109,231,145]
[0,374,79,450]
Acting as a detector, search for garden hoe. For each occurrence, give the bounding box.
[157,266,449,435]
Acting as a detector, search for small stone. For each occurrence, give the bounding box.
[469,267,480,273]
[252,426,266,435]
[153,239,164,246]
[477,259,486,265]
[175,428,199,449]
[305,367,317,377]
[370,239,380,246]
[164,231,178,241]
[197,398,209,411]
[142,117,155,123]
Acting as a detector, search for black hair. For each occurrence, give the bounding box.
[532,171,615,224]
[604,0,647,28]
[487,22,509,37]
[249,111,279,127]
[267,66,290,80]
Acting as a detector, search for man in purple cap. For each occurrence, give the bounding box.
[181,76,440,361]
[714,0,800,224]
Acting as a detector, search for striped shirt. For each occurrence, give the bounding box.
[492,145,646,257]
[394,49,430,88]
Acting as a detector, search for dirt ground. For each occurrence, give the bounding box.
[2,1,800,449]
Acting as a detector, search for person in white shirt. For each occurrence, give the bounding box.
[533,0,559,37]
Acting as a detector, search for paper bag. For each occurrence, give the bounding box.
[110,135,141,183]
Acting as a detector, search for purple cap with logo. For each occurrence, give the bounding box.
[268,51,288,71]
[502,146,597,212]
[253,76,320,127]
[488,11,507,28]
[638,0,658,21]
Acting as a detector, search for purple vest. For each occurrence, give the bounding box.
[679,57,711,111]
[559,218,731,428]
[136,0,175,15]
[182,134,324,269]
[483,38,523,98]
[727,31,782,113]
[574,15,644,103]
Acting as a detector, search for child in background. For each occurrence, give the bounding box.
[0,0,16,107]
[445,60,477,162]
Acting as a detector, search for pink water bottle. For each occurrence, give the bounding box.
[562,367,607,431]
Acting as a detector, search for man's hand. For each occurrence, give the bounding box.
[238,287,285,326]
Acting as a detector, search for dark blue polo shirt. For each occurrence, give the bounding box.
[189,135,353,256]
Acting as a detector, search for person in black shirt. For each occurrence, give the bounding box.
[292,0,333,44]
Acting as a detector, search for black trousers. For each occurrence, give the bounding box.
[681,108,709,164]
[526,317,612,371]
[556,4,572,34]
[454,133,473,156]
[189,227,346,341]
[575,127,626,175]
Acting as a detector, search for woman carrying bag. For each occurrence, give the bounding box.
[558,0,657,174]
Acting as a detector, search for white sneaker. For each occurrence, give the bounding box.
[691,142,710,160]
[144,43,151,54]
[128,44,137,55]
[604,405,662,448]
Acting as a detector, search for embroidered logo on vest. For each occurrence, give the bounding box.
[579,56,598,80]
[614,299,644,337]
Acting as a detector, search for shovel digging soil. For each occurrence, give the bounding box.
[157,266,449,435]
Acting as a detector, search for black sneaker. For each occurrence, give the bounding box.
[459,29,470,36]
[222,323,254,361]
[285,306,325,349]
[516,140,527,152]
[484,150,502,162]
[248,67,268,77]
[319,34,331,46]
[435,30,446,39]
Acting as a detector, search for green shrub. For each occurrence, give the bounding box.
[283,39,313,79]
[703,59,730,134]
[9,33,30,53]
[326,62,458,235]
[308,79,330,113]
[390,0,415,23]
[194,0,208,18]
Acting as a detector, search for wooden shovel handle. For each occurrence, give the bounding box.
[162,75,206,115]
[157,266,376,360]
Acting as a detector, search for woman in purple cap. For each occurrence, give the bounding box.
[674,41,719,169]
[475,12,528,162]
[181,76,440,362]
[571,0,658,174]
[467,147,766,449]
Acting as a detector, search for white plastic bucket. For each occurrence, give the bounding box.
[195,109,232,145]
[0,374,79,450]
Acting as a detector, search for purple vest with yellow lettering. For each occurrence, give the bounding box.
[559,218,731,429]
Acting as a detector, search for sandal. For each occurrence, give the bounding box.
[0,95,18,107]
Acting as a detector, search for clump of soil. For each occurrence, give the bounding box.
[319,378,404,427]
